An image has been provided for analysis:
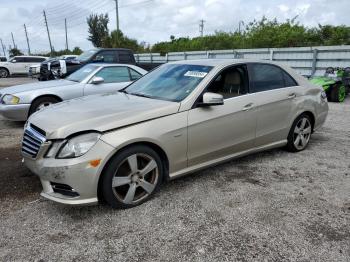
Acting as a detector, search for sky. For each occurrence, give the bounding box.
[0,0,349,55]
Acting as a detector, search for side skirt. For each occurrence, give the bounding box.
[169,140,287,180]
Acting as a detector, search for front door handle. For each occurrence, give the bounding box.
[242,103,254,111]
[288,93,296,99]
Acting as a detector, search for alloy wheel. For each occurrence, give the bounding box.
[293,117,312,150]
[112,153,159,204]
[0,69,8,78]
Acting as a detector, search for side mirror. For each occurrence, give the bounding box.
[11,59,16,63]
[91,76,104,85]
[198,92,224,107]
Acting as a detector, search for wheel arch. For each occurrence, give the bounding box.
[0,66,10,76]
[97,141,170,203]
[298,111,315,132]
[305,111,315,130]
[28,94,63,116]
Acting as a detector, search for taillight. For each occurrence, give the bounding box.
[321,91,327,100]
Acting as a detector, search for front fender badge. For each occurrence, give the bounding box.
[89,159,101,168]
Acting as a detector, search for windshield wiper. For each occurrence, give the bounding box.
[129,92,153,99]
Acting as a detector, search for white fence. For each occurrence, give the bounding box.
[136,45,350,76]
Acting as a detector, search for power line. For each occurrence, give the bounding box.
[46,0,112,24]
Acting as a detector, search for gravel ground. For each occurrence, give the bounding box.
[0,80,349,261]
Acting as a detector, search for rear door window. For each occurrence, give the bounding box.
[249,64,285,93]
[249,64,299,92]
[15,57,25,63]
[118,52,134,63]
[283,71,298,87]
[24,57,45,63]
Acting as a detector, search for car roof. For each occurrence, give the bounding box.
[14,55,48,58]
[87,63,137,67]
[83,63,147,74]
[94,48,133,52]
[169,59,286,67]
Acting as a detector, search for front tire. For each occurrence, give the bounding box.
[101,145,164,209]
[0,68,9,78]
[286,114,312,152]
[330,84,346,102]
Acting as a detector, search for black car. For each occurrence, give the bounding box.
[39,48,136,81]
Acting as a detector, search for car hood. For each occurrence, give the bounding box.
[28,92,180,139]
[0,79,76,95]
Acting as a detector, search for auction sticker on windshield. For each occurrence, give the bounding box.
[184,71,208,78]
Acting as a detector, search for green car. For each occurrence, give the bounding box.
[309,67,350,102]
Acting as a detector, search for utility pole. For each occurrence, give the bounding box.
[0,38,5,56]
[115,0,119,32]
[24,24,31,55]
[238,20,244,34]
[199,19,205,37]
[11,32,16,49]
[65,18,68,51]
[43,10,54,56]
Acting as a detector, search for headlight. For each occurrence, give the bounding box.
[2,94,20,105]
[57,132,101,159]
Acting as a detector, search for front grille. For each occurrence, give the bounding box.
[22,124,46,158]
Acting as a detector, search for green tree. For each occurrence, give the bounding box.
[87,13,109,47]
[9,48,23,57]
[103,30,144,52]
[71,47,83,55]
[150,17,350,53]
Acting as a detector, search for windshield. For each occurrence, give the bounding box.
[76,49,99,62]
[124,64,213,102]
[66,64,99,82]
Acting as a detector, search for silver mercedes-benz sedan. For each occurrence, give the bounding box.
[22,59,328,208]
[0,63,146,121]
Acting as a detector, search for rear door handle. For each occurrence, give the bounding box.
[242,103,254,111]
[288,93,296,99]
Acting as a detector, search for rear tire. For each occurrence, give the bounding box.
[101,145,164,209]
[28,97,60,117]
[286,114,312,152]
[0,68,9,78]
[330,84,346,102]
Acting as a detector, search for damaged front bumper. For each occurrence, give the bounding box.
[23,139,115,205]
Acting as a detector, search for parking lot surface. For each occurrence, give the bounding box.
[0,80,349,261]
[0,77,37,88]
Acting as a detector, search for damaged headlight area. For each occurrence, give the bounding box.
[46,132,101,159]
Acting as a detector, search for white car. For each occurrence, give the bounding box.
[0,56,48,78]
